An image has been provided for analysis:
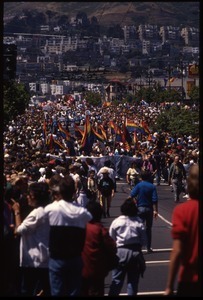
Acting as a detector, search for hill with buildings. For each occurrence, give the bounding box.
[4,1,199,29]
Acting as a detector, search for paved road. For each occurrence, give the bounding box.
[102,179,185,296]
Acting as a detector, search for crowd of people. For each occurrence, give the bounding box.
[3,96,200,296]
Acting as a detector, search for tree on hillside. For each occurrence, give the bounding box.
[4,81,30,125]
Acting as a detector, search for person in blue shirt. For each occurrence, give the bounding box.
[130,170,158,253]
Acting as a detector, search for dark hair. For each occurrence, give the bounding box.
[120,198,138,217]
[104,160,111,167]
[59,176,76,202]
[49,174,62,191]
[187,164,199,199]
[28,182,50,207]
[140,170,151,181]
[86,157,94,166]
[86,201,102,222]
[131,161,137,167]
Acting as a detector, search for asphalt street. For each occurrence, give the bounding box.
[102,179,184,296]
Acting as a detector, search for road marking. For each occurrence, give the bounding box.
[117,183,173,226]
[137,291,165,295]
[142,248,172,253]
[158,213,172,226]
[105,291,167,296]
[146,260,169,264]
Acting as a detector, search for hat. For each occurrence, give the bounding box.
[100,167,109,174]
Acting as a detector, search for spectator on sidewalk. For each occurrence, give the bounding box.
[164,164,200,296]
[11,182,51,296]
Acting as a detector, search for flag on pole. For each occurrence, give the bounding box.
[80,115,94,154]
[98,124,107,141]
[58,122,72,141]
[102,101,111,108]
[141,120,150,135]
[74,124,84,139]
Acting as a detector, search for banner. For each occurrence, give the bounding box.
[49,154,139,178]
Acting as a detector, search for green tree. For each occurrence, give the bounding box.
[85,91,102,107]
[152,106,199,136]
[188,86,199,103]
[4,81,30,125]
[155,89,182,104]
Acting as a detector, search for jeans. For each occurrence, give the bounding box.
[155,169,161,185]
[171,178,182,202]
[108,248,141,296]
[49,256,83,296]
[137,207,153,250]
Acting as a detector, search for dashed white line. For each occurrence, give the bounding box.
[105,291,166,296]
[142,248,172,253]
[146,260,169,264]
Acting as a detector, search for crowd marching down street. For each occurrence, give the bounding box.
[3,95,199,296]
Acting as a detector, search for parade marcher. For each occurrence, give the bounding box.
[126,161,140,189]
[87,169,98,201]
[97,168,115,218]
[108,198,147,296]
[44,176,92,296]
[165,164,200,296]
[97,160,117,192]
[141,153,155,183]
[130,170,158,253]
[153,148,162,185]
[168,155,186,203]
[77,165,91,207]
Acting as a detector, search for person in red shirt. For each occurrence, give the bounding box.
[164,164,200,296]
[81,201,117,296]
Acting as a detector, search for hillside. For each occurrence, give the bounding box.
[3,1,200,28]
